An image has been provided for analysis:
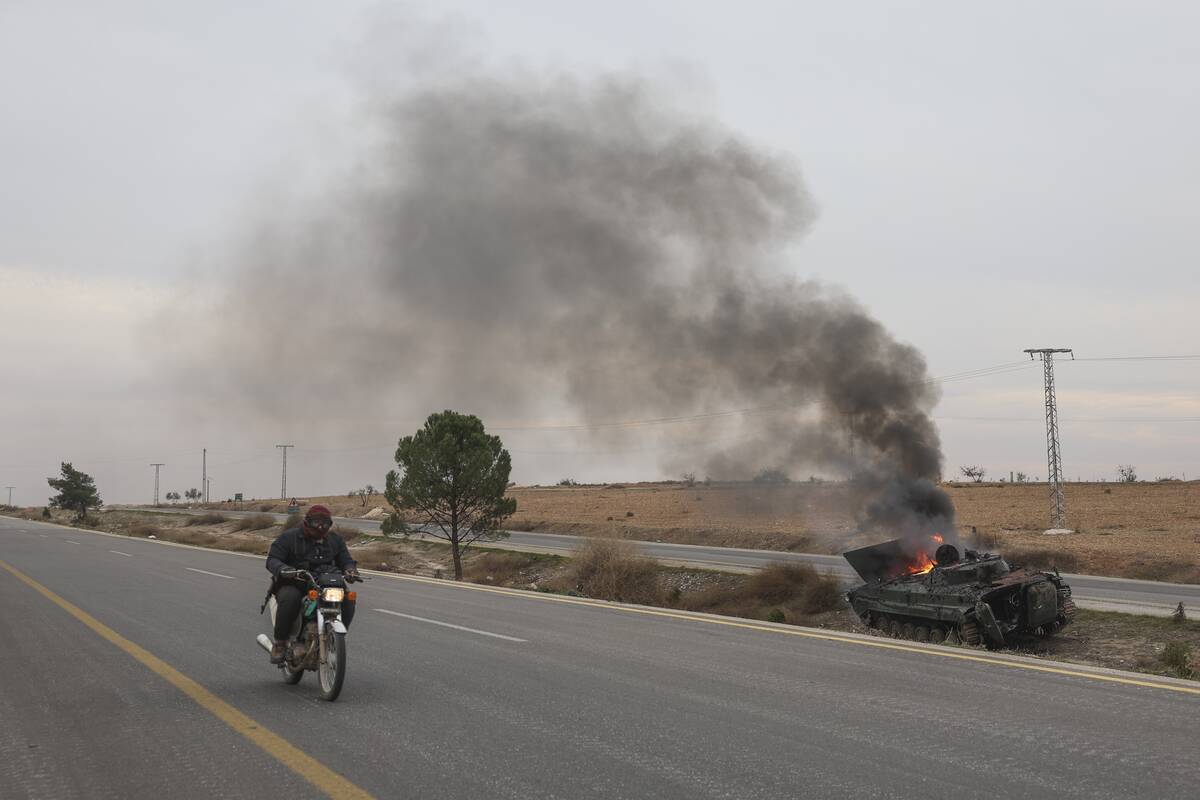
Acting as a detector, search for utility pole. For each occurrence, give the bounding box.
[4,487,13,507]
[276,444,294,500]
[150,464,165,507]
[207,477,212,503]
[1024,348,1073,529]
[202,448,207,504]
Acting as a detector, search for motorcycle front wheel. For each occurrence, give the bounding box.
[318,627,346,701]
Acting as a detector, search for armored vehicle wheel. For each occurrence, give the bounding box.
[914,626,930,643]
[959,621,981,646]
[900,622,915,640]
[887,619,902,638]
[928,626,945,644]
[944,627,960,644]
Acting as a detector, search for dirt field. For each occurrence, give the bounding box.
[232,480,1200,583]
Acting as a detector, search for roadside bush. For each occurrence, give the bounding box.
[332,524,361,543]
[185,512,227,527]
[463,552,539,586]
[1002,547,1080,572]
[171,530,218,547]
[232,514,276,532]
[129,523,159,538]
[569,538,662,605]
[682,562,844,620]
[284,512,302,529]
[1161,641,1194,678]
[224,538,270,555]
[41,507,52,519]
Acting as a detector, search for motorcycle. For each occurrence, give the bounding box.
[255,567,362,701]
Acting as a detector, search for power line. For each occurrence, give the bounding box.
[1071,354,1200,362]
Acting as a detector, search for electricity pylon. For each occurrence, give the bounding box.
[1024,348,1073,528]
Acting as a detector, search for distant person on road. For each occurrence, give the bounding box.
[264,504,359,663]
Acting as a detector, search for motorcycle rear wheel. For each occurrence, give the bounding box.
[282,661,304,685]
[318,627,346,701]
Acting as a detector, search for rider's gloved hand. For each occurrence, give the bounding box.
[276,567,298,579]
[344,567,361,583]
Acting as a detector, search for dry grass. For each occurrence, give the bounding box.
[1001,547,1081,572]
[566,538,663,604]
[333,524,362,543]
[462,551,546,586]
[222,537,272,555]
[680,562,844,622]
[289,481,1200,582]
[185,512,227,527]
[170,529,219,546]
[232,513,276,532]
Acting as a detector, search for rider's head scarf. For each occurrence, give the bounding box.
[302,504,333,541]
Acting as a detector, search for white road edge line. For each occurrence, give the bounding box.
[109,550,133,557]
[185,567,236,580]
[65,540,82,545]
[374,608,528,642]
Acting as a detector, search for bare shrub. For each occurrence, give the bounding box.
[185,512,227,527]
[353,544,402,571]
[1161,641,1194,678]
[332,525,362,543]
[169,530,218,547]
[284,512,302,529]
[1002,547,1080,572]
[129,523,159,538]
[569,538,662,604]
[463,552,539,586]
[224,538,270,555]
[232,513,276,532]
[682,562,843,620]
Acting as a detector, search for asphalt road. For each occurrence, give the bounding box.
[144,507,1200,617]
[2,514,1198,799]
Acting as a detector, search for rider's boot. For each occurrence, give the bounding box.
[269,639,287,664]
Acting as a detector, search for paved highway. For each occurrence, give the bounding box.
[2,514,1197,799]
[143,507,1200,617]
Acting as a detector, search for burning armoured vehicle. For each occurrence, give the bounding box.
[843,537,1075,648]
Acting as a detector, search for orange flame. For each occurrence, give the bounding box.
[932,533,944,544]
[906,550,936,575]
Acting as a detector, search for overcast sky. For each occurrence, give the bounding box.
[2,1,1198,506]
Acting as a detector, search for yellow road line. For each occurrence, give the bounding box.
[376,572,1200,698]
[0,559,375,800]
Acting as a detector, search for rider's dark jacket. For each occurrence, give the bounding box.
[266,527,357,585]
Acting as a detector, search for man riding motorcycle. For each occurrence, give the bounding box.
[265,504,360,663]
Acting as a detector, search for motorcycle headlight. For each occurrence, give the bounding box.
[322,587,345,603]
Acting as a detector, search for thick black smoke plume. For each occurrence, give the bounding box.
[183,67,954,536]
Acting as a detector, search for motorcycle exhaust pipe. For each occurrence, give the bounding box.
[255,633,274,653]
